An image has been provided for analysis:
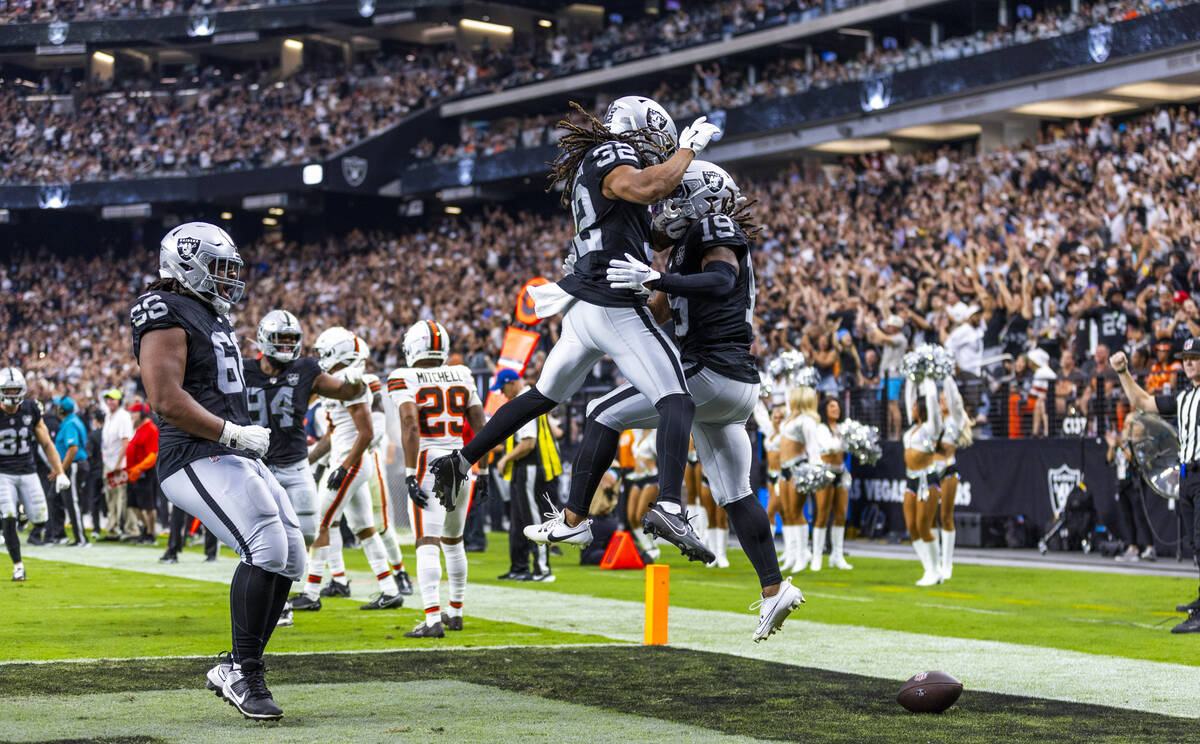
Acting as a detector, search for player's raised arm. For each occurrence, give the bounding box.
[603,118,721,204]
[313,370,365,401]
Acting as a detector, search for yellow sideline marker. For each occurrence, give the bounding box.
[644,564,669,645]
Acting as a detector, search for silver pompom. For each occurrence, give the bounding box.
[900,344,954,383]
[785,457,837,494]
[841,418,882,466]
[765,350,818,394]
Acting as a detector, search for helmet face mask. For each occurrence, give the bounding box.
[258,310,303,364]
[159,222,245,315]
[652,160,743,240]
[0,367,26,408]
[603,96,677,166]
[403,321,450,367]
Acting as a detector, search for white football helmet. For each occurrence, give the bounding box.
[159,222,244,315]
[314,327,366,373]
[257,309,303,364]
[403,321,450,367]
[0,367,26,407]
[652,160,744,240]
[604,96,677,165]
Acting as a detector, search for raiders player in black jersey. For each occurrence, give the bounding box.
[526,161,804,642]
[132,222,302,721]
[430,96,722,563]
[0,366,71,582]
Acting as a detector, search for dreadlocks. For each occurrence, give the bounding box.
[728,198,763,241]
[546,102,668,208]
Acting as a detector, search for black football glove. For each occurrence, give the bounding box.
[326,466,349,492]
[472,475,489,505]
[406,475,429,509]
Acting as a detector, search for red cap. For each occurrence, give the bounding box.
[1173,291,1189,303]
[126,402,150,415]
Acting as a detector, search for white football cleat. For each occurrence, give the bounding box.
[205,652,233,698]
[523,507,593,546]
[11,563,25,582]
[752,577,805,642]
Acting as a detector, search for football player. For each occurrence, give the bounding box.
[0,367,71,581]
[243,309,370,628]
[429,96,721,563]
[388,321,486,638]
[132,222,302,720]
[365,373,414,596]
[526,161,804,641]
[290,328,404,612]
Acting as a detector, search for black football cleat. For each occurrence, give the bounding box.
[404,620,445,638]
[359,593,403,610]
[394,570,414,596]
[441,613,463,631]
[1171,613,1200,634]
[429,451,469,510]
[1176,596,1200,613]
[221,658,283,720]
[289,594,321,612]
[319,580,351,598]
[159,551,179,564]
[642,503,716,564]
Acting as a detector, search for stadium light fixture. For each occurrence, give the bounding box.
[811,137,891,154]
[460,18,513,34]
[220,212,233,220]
[890,123,982,140]
[1011,99,1137,118]
[262,217,279,226]
[268,207,284,216]
[538,18,553,28]
[92,51,114,64]
[302,163,324,185]
[444,206,463,215]
[1107,82,1200,101]
[283,38,303,51]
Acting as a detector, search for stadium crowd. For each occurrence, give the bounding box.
[4,0,1184,182]
[1,0,317,24]
[4,106,1198,441]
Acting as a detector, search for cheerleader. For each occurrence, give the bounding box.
[903,378,944,586]
[762,405,793,566]
[684,441,709,550]
[780,387,820,570]
[933,375,972,581]
[696,463,730,568]
[813,396,853,570]
[627,429,660,560]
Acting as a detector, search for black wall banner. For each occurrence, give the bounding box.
[851,439,1186,555]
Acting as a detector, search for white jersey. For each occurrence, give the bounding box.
[781,414,834,462]
[387,364,481,453]
[321,384,374,463]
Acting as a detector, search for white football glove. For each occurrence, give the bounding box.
[561,252,577,277]
[678,116,721,156]
[335,362,364,387]
[219,421,271,459]
[54,473,71,493]
[607,253,660,294]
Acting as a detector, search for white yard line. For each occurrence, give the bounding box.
[19,543,1200,719]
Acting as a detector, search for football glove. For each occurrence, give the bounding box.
[218,421,271,459]
[54,473,71,492]
[607,253,660,293]
[326,465,350,492]
[473,475,489,505]
[678,116,721,156]
[406,471,428,509]
[561,252,577,277]
[335,362,364,387]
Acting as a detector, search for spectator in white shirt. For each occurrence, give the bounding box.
[100,388,135,539]
[944,302,984,376]
[868,314,908,440]
[1028,348,1057,437]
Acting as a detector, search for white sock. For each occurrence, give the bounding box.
[942,529,956,575]
[302,545,327,600]
[380,526,405,574]
[713,527,729,562]
[659,501,681,515]
[831,525,846,559]
[913,539,931,572]
[779,524,793,560]
[327,526,346,582]
[442,540,467,618]
[416,543,443,624]
[810,527,826,570]
[361,533,399,596]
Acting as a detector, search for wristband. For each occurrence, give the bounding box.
[406,467,418,478]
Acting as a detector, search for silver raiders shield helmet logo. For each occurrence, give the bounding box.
[177,236,201,260]
[702,170,724,192]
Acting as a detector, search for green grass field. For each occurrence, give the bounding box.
[1,534,1196,743]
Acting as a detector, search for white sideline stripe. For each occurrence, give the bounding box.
[17,544,1200,718]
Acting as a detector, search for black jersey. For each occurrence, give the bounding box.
[667,214,758,384]
[243,356,322,467]
[130,289,250,478]
[0,400,41,475]
[558,140,654,308]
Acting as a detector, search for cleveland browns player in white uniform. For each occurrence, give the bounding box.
[388,321,485,638]
[291,328,403,611]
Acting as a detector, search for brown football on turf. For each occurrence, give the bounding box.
[897,670,963,713]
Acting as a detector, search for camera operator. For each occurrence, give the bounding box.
[1111,340,1200,633]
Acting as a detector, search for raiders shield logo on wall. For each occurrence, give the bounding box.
[1047,464,1082,515]
[342,156,368,187]
[47,21,69,45]
[1088,24,1112,63]
[860,72,893,112]
[37,185,69,209]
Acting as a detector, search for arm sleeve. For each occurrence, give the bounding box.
[1155,394,1177,415]
[652,260,737,298]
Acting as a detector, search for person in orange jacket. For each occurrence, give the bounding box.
[125,402,159,545]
